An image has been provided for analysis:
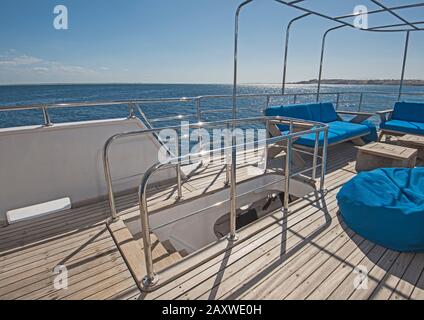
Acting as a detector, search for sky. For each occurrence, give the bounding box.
[0,0,423,85]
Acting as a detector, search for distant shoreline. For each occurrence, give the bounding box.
[0,80,424,87]
[291,79,424,86]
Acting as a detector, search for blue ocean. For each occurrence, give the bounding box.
[1,83,424,128]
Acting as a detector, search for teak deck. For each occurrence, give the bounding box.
[1,142,424,300]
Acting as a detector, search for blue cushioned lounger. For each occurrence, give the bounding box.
[337,168,424,252]
[265,102,377,147]
[379,101,424,137]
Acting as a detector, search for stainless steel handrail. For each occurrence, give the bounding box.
[137,116,328,291]
[282,13,311,95]
[399,31,411,101]
[2,91,424,127]
[149,162,323,233]
[317,25,348,102]
[2,91,424,113]
[102,115,326,220]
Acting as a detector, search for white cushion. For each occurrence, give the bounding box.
[6,198,71,224]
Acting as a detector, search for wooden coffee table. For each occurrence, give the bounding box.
[397,134,424,161]
[356,142,417,172]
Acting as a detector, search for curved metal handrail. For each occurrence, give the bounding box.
[103,115,327,220]
[103,115,268,219]
[316,25,348,102]
[282,13,311,95]
[136,116,328,290]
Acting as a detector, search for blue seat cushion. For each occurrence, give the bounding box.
[293,121,371,147]
[380,119,424,135]
[265,105,312,130]
[392,101,424,123]
[265,102,338,125]
[320,102,338,123]
[337,168,424,252]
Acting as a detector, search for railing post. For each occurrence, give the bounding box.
[282,13,311,95]
[196,97,202,122]
[293,94,298,104]
[42,107,53,127]
[128,103,136,119]
[320,128,329,192]
[103,138,119,221]
[226,0,253,242]
[263,96,271,172]
[335,93,341,110]
[264,119,270,172]
[317,26,346,102]
[196,98,203,153]
[225,154,231,187]
[265,96,271,110]
[284,120,293,213]
[228,143,239,242]
[398,31,410,101]
[175,135,183,200]
[224,122,231,187]
[358,93,364,112]
[312,130,320,181]
[139,168,159,289]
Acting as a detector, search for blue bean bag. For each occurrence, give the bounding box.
[337,168,424,252]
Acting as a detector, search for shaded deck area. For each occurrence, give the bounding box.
[1,142,424,300]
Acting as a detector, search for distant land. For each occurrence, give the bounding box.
[292,79,424,86]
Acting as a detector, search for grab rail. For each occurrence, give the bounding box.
[103,115,327,220]
[2,91,424,127]
[134,116,328,291]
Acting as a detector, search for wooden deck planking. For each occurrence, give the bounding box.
[139,143,424,300]
[284,234,370,300]
[2,141,424,300]
[234,201,352,299]
[410,265,424,299]
[142,193,334,300]
[390,254,424,300]
[144,164,356,300]
[306,239,377,300]
[176,196,343,300]
[0,223,138,300]
[370,252,415,300]
[0,148,265,300]
[142,147,358,301]
[326,244,388,299]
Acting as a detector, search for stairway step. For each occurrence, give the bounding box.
[155,252,182,271]
[135,234,183,270]
[108,220,183,288]
[179,249,189,258]
[161,239,179,254]
[136,236,172,260]
[107,219,146,284]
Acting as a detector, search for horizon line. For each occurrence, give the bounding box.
[1,79,424,87]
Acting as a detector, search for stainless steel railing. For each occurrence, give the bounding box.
[103,116,265,220]
[2,91,424,128]
[0,97,196,127]
[102,115,327,220]
[131,116,328,291]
